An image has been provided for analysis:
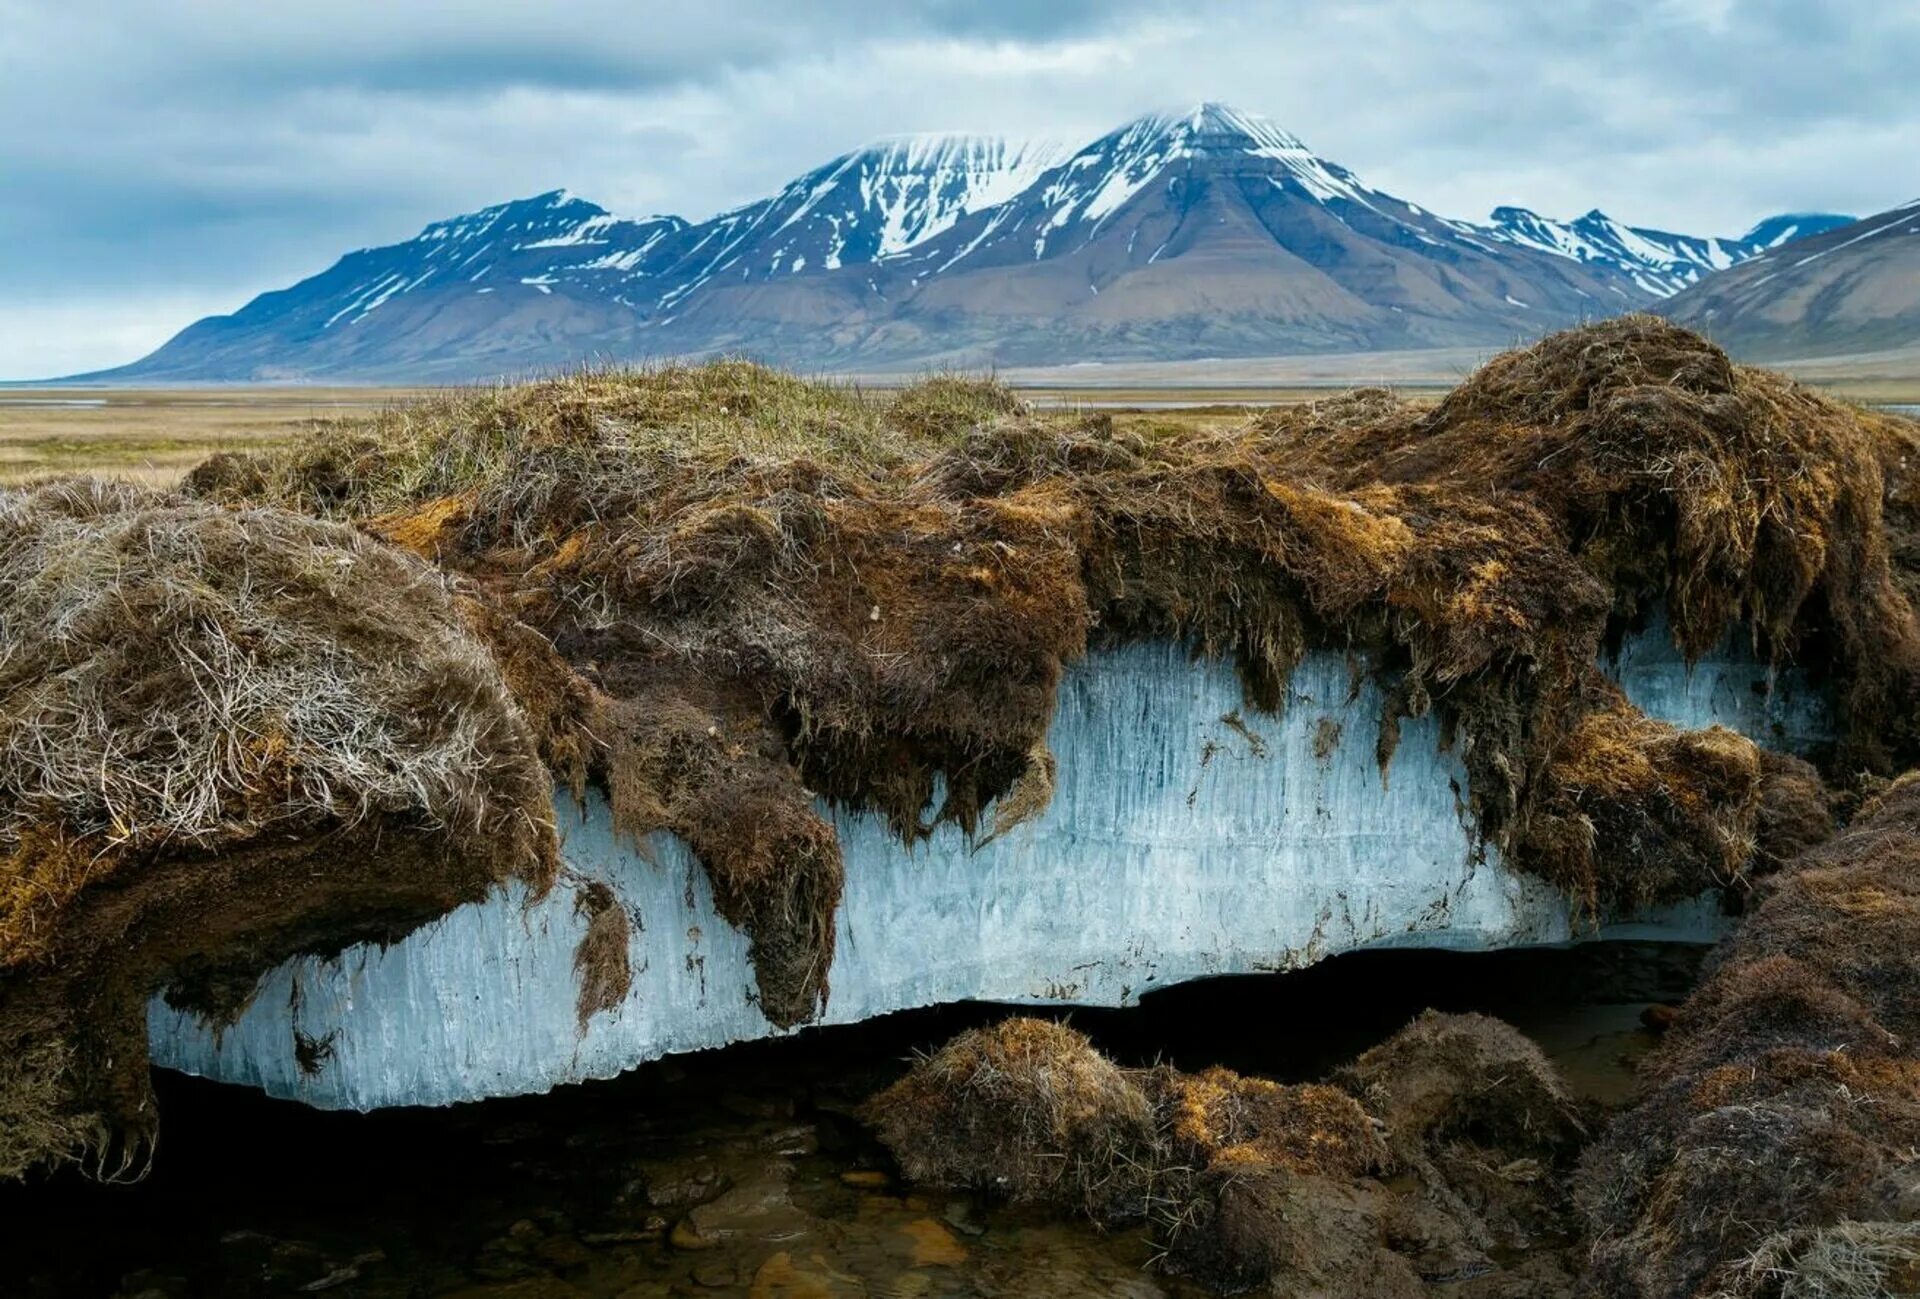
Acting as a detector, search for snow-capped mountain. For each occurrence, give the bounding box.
[1484,207,1757,296]
[87,104,1858,381]
[835,103,1650,363]
[1481,207,1861,296]
[1663,199,1920,358]
[266,191,683,325]
[1740,212,1856,250]
[889,103,1467,273]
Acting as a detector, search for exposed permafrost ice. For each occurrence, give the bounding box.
[1604,606,1832,754]
[150,636,1769,1110]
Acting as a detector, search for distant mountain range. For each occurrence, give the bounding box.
[1661,199,1920,360]
[83,104,1857,381]
[1481,207,1849,297]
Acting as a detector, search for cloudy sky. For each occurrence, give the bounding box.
[2,0,1914,378]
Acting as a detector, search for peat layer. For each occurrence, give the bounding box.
[3,317,1918,1182]
[1576,772,1920,1299]
[0,482,560,1179]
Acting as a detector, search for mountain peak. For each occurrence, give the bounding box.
[1120,102,1311,155]
[413,190,613,248]
[1739,211,1856,249]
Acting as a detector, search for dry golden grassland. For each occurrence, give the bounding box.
[4,367,1910,485]
[0,389,425,483]
[0,384,1295,483]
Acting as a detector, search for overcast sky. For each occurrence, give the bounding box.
[2,0,1915,378]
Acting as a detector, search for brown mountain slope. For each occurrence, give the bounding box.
[1663,200,1920,359]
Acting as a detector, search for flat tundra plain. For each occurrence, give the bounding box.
[5,346,1917,484]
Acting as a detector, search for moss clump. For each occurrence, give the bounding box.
[866,1012,1595,1294]
[0,480,560,1179]
[1578,773,1920,1299]
[571,880,631,1033]
[862,1018,1154,1219]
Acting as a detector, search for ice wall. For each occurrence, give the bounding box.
[1604,606,1832,753]
[148,635,1758,1110]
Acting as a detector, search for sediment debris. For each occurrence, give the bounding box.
[5,319,1919,1178]
[866,1012,1594,1294]
[1578,772,1920,1299]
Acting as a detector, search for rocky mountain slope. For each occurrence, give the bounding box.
[1662,199,1920,358]
[84,104,1843,380]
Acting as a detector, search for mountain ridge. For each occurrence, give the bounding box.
[1662,199,1920,359]
[79,104,1856,381]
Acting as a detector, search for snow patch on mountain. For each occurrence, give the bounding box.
[1485,206,1758,297]
[1740,212,1856,249]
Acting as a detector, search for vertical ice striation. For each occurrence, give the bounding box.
[1603,606,1832,753]
[148,636,1761,1110]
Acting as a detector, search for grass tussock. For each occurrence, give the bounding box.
[862,1018,1156,1219]
[0,479,559,1179]
[1577,773,1920,1299]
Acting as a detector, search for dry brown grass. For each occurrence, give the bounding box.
[1578,774,1920,1299]
[0,479,560,1178]
[1718,1220,1920,1299]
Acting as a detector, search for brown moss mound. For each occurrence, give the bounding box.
[1144,1067,1400,1293]
[170,323,1920,1035]
[0,481,559,1179]
[1577,772,1920,1299]
[1340,1011,1589,1161]
[1269,315,1920,774]
[867,1013,1603,1294]
[861,1018,1154,1218]
[1874,407,1919,611]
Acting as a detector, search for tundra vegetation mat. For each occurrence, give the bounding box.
[1576,772,1920,1299]
[868,1012,1599,1296]
[2,317,1919,1197]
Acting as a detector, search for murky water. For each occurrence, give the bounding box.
[3,943,1698,1298]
